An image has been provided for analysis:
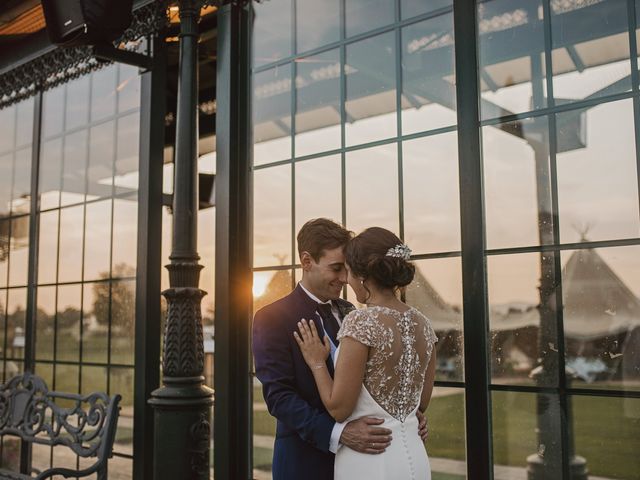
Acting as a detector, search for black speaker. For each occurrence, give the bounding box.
[42,0,134,47]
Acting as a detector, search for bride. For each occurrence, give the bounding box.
[294,227,438,479]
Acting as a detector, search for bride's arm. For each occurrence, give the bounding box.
[295,320,368,423]
[419,348,437,413]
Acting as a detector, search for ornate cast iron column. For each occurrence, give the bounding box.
[149,1,214,479]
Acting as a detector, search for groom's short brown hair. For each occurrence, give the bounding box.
[297,218,352,262]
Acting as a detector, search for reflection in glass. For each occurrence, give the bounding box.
[110,367,134,454]
[345,0,395,37]
[54,364,79,396]
[35,286,56,360]
[11,148,32,215]
[477,0,546,119]
[118,64,141,113]
[425,387,466,476]
[253,378,276,476]
[492,391,563,478]
[488,253,558,387]
[15,98,34,148]
[37,210,59,285]
[6,288,27,359]
[254,66,292,166]
[115,112,140,194]
[8,216,29,287]
[42,85,64,139]
[39,138,62,210]
[406,258,463,382]
[556,100,640,243]
[551,0,630,102]
[83,282,108,364]
[572,395,640,479]
[402,133,460,254]
[61,130,88,207]
[110,280,135,366]
[0,105,15,153]
[253,0,292,67]
[254,165,292,267]
[296,0,340,53]
[58,206,85,284]
[81,366,107,396]
[0,153,11,216]
[345,32,397,145]
[401,0,451,19]
[294,155,342,234]
[345,144,398,233]
[112,197,138,272]
[253,269,294,315]
[483,116,551,249]
[65,76,90,131]
[88,121,115,198]
[0,221,8,287]
[561,246,640,391]
[90,66,117,122]
[295,49,341,157]
[0,289,5,358]
[401,13,456,134]
[83,200,112,281]
[56,284,81,362]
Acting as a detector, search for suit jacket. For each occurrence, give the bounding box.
[252,284,355,480]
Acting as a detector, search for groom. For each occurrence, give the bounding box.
[253,218,427,480]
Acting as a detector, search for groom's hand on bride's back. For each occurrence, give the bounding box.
[339,417,392,454]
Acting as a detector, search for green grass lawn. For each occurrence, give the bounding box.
[252,390,640,479]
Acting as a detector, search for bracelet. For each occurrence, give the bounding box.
[311,363,325,370]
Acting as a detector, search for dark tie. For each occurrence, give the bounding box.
[317,302,340,346]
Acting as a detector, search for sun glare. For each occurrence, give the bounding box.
[252,272,272,298]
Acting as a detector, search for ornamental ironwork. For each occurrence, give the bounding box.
[0,0,169,110]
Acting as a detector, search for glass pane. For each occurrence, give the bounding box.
[556,100,640,243]
[61,130,88,207]
[254,165,292,267]
[110,279,135,365]
[42,85,64,139]
[15,97,34,148]
[83,282,108,364]
[118,64,141,113]
[11,147,31,215]
[81,365,107,396]
[56,284,81,362]
[90,66,117,122]
[83,200,112,281]
[345,143,399,233]
[88,121,115,199]
[488,253,559,387]
[294,155,342,234]
[571,395,640,480]
[346,32,397,146]
[345,0,395,37]
[492,391,563,478]
[561,246,640,391]
[402,0,451,20]
[105,456,133,479]
[296,0,340,53]
[31,442,52,475]
[112,196,138,272]
[0,105,15,153]
[477,0,547,119]
[403,133,460,254]
[483,116,551,249]
[406,258,464,382]
[253,269,294,313]
[253,377,276,476]
[254,65,292,166]
[551,0,631,103]
[6,288,27,360]
[38,210,59,285]
[253,0,292,67]
[1,436,21,471]
[401,13,457,134]
[35,286,56,361]
[0,289,5,359]
[295,49,341,157]
[58,206,85,284]
[34,362,54,386]
[427,386,466,477]
[115,112,140,195]
[65,76,90,131]
[39,138,63,210]
[0,153,11,216]
[0,221,7,288]
[54,363,79,394]
[8,216,29,287]
[110,367,134,455]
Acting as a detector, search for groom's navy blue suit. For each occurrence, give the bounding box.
[253,284,354,480]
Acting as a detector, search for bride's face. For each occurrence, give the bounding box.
[346,265,368,304]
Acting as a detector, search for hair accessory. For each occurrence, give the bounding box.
[386,243,412,260]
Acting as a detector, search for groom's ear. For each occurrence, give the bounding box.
[300,251,314,270]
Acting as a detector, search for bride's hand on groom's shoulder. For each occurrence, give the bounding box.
[293,319,331,369]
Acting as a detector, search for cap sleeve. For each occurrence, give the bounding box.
[338,309,390,348]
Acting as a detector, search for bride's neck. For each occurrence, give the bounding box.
[365,289,403,309]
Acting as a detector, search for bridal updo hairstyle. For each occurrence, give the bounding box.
[345,227,415,290]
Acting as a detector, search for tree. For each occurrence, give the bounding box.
[92,263,136,330]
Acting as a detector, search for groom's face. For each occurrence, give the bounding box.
[302,246,347,301]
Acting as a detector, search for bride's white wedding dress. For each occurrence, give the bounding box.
[334,306,437,480]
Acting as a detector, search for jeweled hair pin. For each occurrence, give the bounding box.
[385,244,412,260]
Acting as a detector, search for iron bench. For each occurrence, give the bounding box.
[0,372,121,479]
